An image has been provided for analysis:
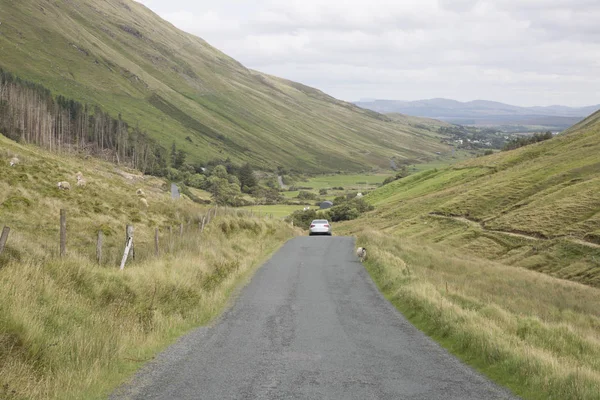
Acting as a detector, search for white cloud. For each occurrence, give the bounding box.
[135,0,600,106]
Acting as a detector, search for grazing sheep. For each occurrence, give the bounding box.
[356,193,363,198]
[356,247,367,262]
[9,157,19,167]
[140,198,149,208]
[57,181,71,190]
[76,172,86,187]
[136,188,146,197]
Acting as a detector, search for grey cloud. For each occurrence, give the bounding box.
[135,0,600,106]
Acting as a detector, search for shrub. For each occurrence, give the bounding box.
[382,166,410,185]
[287,209,317,229]
[297,191,317,200]
[327,198,374,222]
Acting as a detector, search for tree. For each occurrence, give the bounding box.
[173,149,186,169]
[238,163,257,193]
[171,141,177,165]
[207,175,242,206]
[211,165,228,179]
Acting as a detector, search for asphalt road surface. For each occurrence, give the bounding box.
[112,237,518,400]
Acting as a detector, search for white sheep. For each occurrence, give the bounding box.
[136,188,146,197]
[303,206,310,211]
[356,247,367,262]
[9,157,19,167]
[76,172,86,187]
[356,193,363,198]
[58,181,71,190]
[140,198,149,208]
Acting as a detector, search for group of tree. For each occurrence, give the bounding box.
[502,131,554,151]
[165,146,273,206]
[0,68,286,206]
[0,68,167,174]
[287,195,374,229]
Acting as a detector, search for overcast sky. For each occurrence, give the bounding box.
[136,0,599,107]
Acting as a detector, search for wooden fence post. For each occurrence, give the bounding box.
[126,225,135,260]
[168,226,173,252]
[60,209,66,257]
[179,223,184,237]
[96,231,103,264]
[201,216,206,232]
[0,226,10,255]
[155,228,159,257]
[120,225,134,271]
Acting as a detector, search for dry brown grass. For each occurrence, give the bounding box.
[0,136,300,399]
[0,216,297,400]
[356,228,600,400]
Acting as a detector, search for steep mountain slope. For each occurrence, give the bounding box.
[355,98,599,128]
[0,0,448,172]
[354,110,600,287]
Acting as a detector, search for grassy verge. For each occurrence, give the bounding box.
[354,228,600,400]
[0,216,297,400]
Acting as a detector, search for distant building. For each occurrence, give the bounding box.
[320,201,334,209]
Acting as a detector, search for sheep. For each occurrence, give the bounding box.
[139,198,149,208]
[356,193,363,198]
[356,247,367,262]
[76,172,86,187]
[9,157,19,167]
[136,188,146,197]
[303,206,310,211]
[57,181,71,190]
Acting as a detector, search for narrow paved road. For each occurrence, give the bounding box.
[112,237,517,400]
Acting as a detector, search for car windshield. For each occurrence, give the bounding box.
[312,220,328,224]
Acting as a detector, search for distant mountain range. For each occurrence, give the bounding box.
[354,98,600,129]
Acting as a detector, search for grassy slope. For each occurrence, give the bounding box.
[0,134,298,400]
[0,0,448,173]
[351,230,600,400]
[355,110,600,287]
[335,111,600,399]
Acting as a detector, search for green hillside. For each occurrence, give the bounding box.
[0,0,448,173]
[335,111,600,400]
[355,110,600,287]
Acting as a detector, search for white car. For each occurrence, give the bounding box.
[309,219,332,236]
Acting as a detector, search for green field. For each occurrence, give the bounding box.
[282,191,301,198]
[296,173,392,190]
[240,204,308,218]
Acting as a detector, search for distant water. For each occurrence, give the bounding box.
[171,183,180,199]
